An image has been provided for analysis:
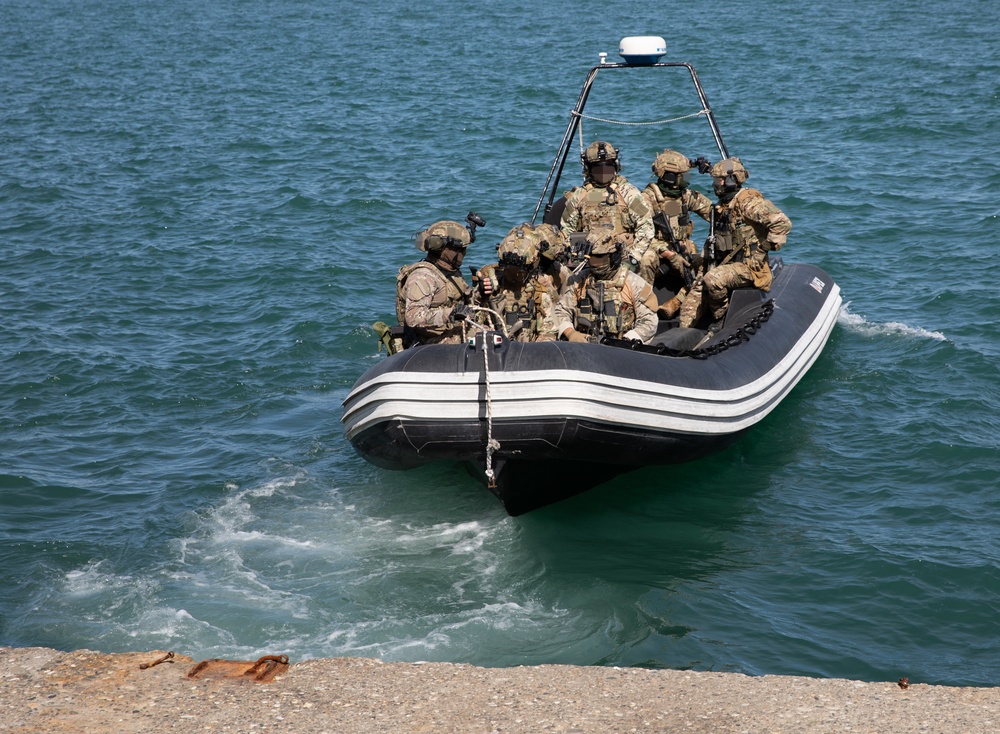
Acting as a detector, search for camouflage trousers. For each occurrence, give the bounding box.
[678,262,755,328]
[632,246,660,286]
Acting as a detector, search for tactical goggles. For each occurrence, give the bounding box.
[660,171,690,187]
[498,253,529,268]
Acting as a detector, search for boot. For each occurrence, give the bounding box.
[657,296,681,319]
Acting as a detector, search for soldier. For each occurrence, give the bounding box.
[641,149,714,317]
[553,226,659,345]
[473,224,560,342]
[396,220,475,346]
[678,158,792,331]
[560,140,655,284]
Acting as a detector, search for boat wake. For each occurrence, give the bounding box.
[838,302,946,342]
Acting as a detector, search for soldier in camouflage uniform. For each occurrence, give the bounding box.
[560,141,655,284]
[678,158,792,331]
[473,224,560,342]
[553,226,659,345]
[641,149,713,317]
[396,220,475,346]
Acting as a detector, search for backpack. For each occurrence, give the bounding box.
[395,261,433,326]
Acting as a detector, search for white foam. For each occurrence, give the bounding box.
[124,472,543,661]
[63,561,137,598]
[316,598,566,660]
[125,607,242,651]
[394,521,489,553]
[838,301,947,341]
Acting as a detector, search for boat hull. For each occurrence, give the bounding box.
[342,262,841,514]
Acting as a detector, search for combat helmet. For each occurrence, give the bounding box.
[708,157,750,196]
[584,225,624,278]
[497,225,540,269]
[582,140,621,167]
[534,223,569,262]
[586,224,623,256]
[415,220,472,252]
[581,140,621,185]
[651,149,692,178]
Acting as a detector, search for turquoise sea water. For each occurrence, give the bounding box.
[2,0,999,687]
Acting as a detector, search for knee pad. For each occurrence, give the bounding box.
[704,271,727,300]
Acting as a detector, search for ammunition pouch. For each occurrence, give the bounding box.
[747,253,773,290]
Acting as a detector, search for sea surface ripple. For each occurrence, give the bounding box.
[1,0,999,687]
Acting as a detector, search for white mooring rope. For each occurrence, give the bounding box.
[481,332,501,489]
[573,108,710,156]
[457,310,506,489]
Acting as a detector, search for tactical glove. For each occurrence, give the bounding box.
[564,328,589,343]
[660,250,686,270]
[479,275,497,297]
[450,304,473,322]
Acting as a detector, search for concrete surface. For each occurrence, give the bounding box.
[1,646,997,733]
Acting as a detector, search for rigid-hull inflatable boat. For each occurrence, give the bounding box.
[342,37,841,514]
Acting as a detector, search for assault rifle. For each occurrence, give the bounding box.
[652,212,694,288]
[595,282,607,340]
[704,207,716,274]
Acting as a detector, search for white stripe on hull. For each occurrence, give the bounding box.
[344,285,840,440]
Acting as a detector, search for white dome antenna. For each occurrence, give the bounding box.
[618,36,666,65]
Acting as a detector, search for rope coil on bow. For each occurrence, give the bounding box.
[460,305,508,341]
